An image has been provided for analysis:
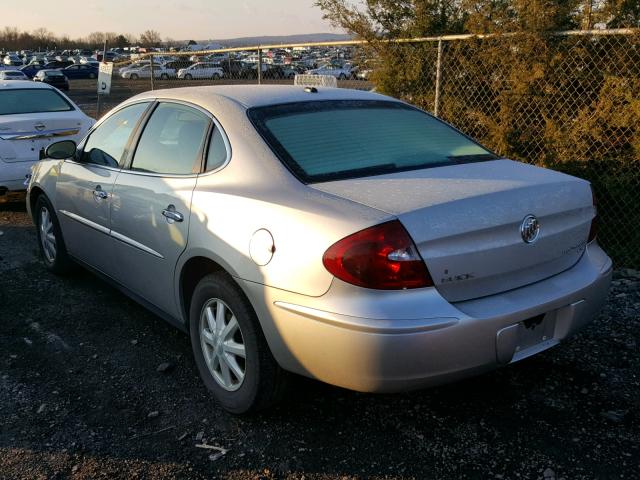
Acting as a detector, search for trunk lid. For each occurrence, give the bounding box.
[0,112,87,163]
[312,160,595,302]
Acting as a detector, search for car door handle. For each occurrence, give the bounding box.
[162,205,184,223]
[92,185,108,199]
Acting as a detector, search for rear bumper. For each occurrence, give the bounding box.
[242,243,612,392]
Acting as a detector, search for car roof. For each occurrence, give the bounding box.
[0,79,53,89]
[129,85,398,110]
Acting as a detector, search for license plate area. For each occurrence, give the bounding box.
[496,313,558,364]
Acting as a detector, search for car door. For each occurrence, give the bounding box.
[64,65,79,79]
[55,101,151,277]
[109,101,212,318]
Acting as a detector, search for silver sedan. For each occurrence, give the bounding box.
[26,86,612,413]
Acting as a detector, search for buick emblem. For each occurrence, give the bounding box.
[34,123,46,132]
[520,215,540,244]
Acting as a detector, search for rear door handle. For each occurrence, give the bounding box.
[162,204,184,223]
[92,185,108,200]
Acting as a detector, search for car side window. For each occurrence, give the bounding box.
[131,103,210,175]
[205,127,229,171]
[81,102,149,168]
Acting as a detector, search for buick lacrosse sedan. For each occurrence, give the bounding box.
[27,86,612,413]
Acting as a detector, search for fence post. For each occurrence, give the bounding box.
[257,48,262,85]
[149,53,155,90]
[434,39,443,117]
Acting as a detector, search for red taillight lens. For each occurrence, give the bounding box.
[588,185,597,243]
[322,220,434,290]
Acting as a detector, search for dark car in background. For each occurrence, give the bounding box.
[33,69,69,91]
[19,64,45,78]
[43,60,74,70]
[219,59,251,78]
[62,64,98,79]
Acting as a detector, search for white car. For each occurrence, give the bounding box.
[0,81,94,195]
[306,63,352,80]
[177,62,224,80]
[118,61,163,75]
[121,64,176,80]
[0,70,29,81]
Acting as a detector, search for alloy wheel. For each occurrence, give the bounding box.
[40,206,56,263]
[199,298,246,391]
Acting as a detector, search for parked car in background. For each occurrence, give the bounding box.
[0,80,93,195]
[96,51,119,62]
[306,63,352,79]
[3,54,23,66]
[62,64,99,79]
[34,70,70,91]
[0,70,29,81]
[177,62,224,80]
[118,61,163,75]
[43,60,74,69]
[164,60,193,72]
[121,64,176,80]
[19,64,45,79]
[25,85,610,414]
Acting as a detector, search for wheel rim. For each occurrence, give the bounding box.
[199,298,246,391]
[39,206,56,263]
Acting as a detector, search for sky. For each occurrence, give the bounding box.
[2,0,339,40]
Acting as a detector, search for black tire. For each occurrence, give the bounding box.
[338,73,346,80]
[160,73,168,80]
[88,72,96,79]
[130,73,139,80]
[189,272,288,414]
[184,73,192,80]
[212,73,220,80]
[34,195,75,275]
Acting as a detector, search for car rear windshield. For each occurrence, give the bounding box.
[248,100,497,183]
[0,89,74,115]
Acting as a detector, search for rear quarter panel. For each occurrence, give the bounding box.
[180,105,390,298]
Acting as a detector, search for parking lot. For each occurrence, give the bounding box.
[1,202,639,479]
[61,77,371,119]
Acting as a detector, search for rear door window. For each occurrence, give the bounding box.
[130,103,210,175]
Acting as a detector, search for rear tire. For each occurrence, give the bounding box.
[160,73,169,80]
[189,272,288,414]
[34,195,75,275]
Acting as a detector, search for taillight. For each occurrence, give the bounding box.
[322,220,434,290]
[588,185,597,243]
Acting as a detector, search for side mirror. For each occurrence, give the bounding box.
[45,140,76,160]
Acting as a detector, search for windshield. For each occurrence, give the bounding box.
[248,100,497,183]
[0,89,73,115]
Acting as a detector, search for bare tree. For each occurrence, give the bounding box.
[139,29,162,48]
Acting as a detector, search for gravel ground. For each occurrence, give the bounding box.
[0,203,638,480]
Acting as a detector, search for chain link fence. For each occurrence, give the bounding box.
[75,29,639,266]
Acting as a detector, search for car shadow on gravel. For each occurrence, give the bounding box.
[1,206,638,479]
